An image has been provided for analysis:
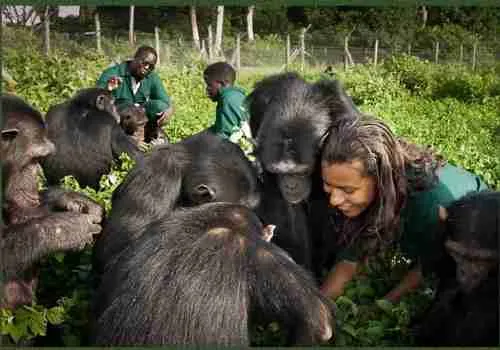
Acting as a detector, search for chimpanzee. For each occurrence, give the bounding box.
[246,72,360,272]
[42,88,143,189]
[118,103,147,146]
[93,130,261,271]
[415,191,499,346]
[91,202,334,346]
[0,94,104,310]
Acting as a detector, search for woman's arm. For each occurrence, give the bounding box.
[320,260,359,299]
[384,265,424,303]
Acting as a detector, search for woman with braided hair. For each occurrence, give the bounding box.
[318,117,489,303]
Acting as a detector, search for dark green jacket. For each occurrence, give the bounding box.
[208,86,248,139]
[96,61,171,122]
[337,163,489,268]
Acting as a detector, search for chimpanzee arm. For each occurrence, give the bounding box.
[110,125,144,162]
[251,243,334,345]
[1,212,101,278]
[42,186,104,219]
[415,284,460,344]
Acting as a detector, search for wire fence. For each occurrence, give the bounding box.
[5,25,500,73]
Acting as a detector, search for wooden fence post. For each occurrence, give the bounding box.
[434,41,439,64]
[235,33,241,71]
[286,33,290,66]
[43,7,50,56]
[208,24,213,62]
[472,40,478,71]
[373,38,379,66]
[154,26,161,65]
[300,28,306,72]
[129,6,135,47]
[95,11,102,54]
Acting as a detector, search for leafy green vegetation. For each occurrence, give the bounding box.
[1,27,498,346]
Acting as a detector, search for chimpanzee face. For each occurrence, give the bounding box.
[1,110,55,170]
[445,239,497,293]
[256,118,327,204]
[119,105,147,134]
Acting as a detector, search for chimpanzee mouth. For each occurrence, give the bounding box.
[277,174,311,204]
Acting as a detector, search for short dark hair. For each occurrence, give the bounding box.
[134,46,157,61]
[203,62,236,85]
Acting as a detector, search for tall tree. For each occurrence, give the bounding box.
[1,6,38,26]
[215,5,224,57]
[247,5,255,42]
[190,6,200,50]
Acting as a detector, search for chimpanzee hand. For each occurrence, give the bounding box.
[44,187,104,223]
[42,211,103,252]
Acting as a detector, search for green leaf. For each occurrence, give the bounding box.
[47,306,66,325]
[376,299,395,314]
[341,324,358,338]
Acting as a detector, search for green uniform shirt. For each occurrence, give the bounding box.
[337,164,488,267]
[96,62,171,122]
[209,86,248,139]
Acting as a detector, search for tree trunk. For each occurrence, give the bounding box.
[129,5,135,47]
[247,5,255,42]
[95,10,102,53]
[43,6,50,56]
[155,26,161,65]
[235,33,241,71]
[190,6,200,50]
[420,5,428,29]
[208,24,213,61]
[215,6,224,57]
[300,28,306,72]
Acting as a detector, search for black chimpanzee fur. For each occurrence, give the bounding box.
[246,72,360,273]
[93,131,261,272]
[0,94,103,310]
[42,88,143,189]
[91,202,334,346]
[415,191,499,346]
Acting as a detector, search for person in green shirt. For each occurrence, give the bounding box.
[318,117,489,303]
[96,45,175,144]
[203,62,251,143]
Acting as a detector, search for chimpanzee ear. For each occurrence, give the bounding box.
[311,79,360,122]
[96,94,107,111]
[1,128,19,142]
[194,184,216,202]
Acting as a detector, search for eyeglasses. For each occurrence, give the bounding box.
[140,61,155,72]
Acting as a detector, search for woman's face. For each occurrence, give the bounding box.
[321,159,377,218]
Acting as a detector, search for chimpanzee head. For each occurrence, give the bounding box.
[118,103,147,135]
[443,191,499,293]
[71,88,121,123]
[1,94,55,180]
[247,72,359,204]
[181,132,261,209]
